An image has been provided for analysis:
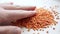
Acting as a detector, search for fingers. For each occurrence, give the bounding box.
[0,26,21,34]
[0,3,36,10]
[5,10,36,22]
[6,6,36,10]
[2,5,36,10]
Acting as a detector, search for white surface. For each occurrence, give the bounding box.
[0,0,60,34]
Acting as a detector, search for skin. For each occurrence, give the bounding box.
[0,3,36,34]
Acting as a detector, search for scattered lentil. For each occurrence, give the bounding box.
[53,28,55,30]
[27,29,30,32]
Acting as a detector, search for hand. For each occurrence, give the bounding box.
[0,3,36,34]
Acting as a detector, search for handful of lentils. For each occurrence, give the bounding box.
[12,8,56,30]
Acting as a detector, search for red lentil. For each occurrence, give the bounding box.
[12,8,56,30]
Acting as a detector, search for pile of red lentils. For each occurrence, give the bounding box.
[12,8,57,30]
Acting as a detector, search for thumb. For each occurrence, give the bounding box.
[5,10,36,22]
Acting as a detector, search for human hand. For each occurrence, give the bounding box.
[0,2,36,23]
[0,3,36,34]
